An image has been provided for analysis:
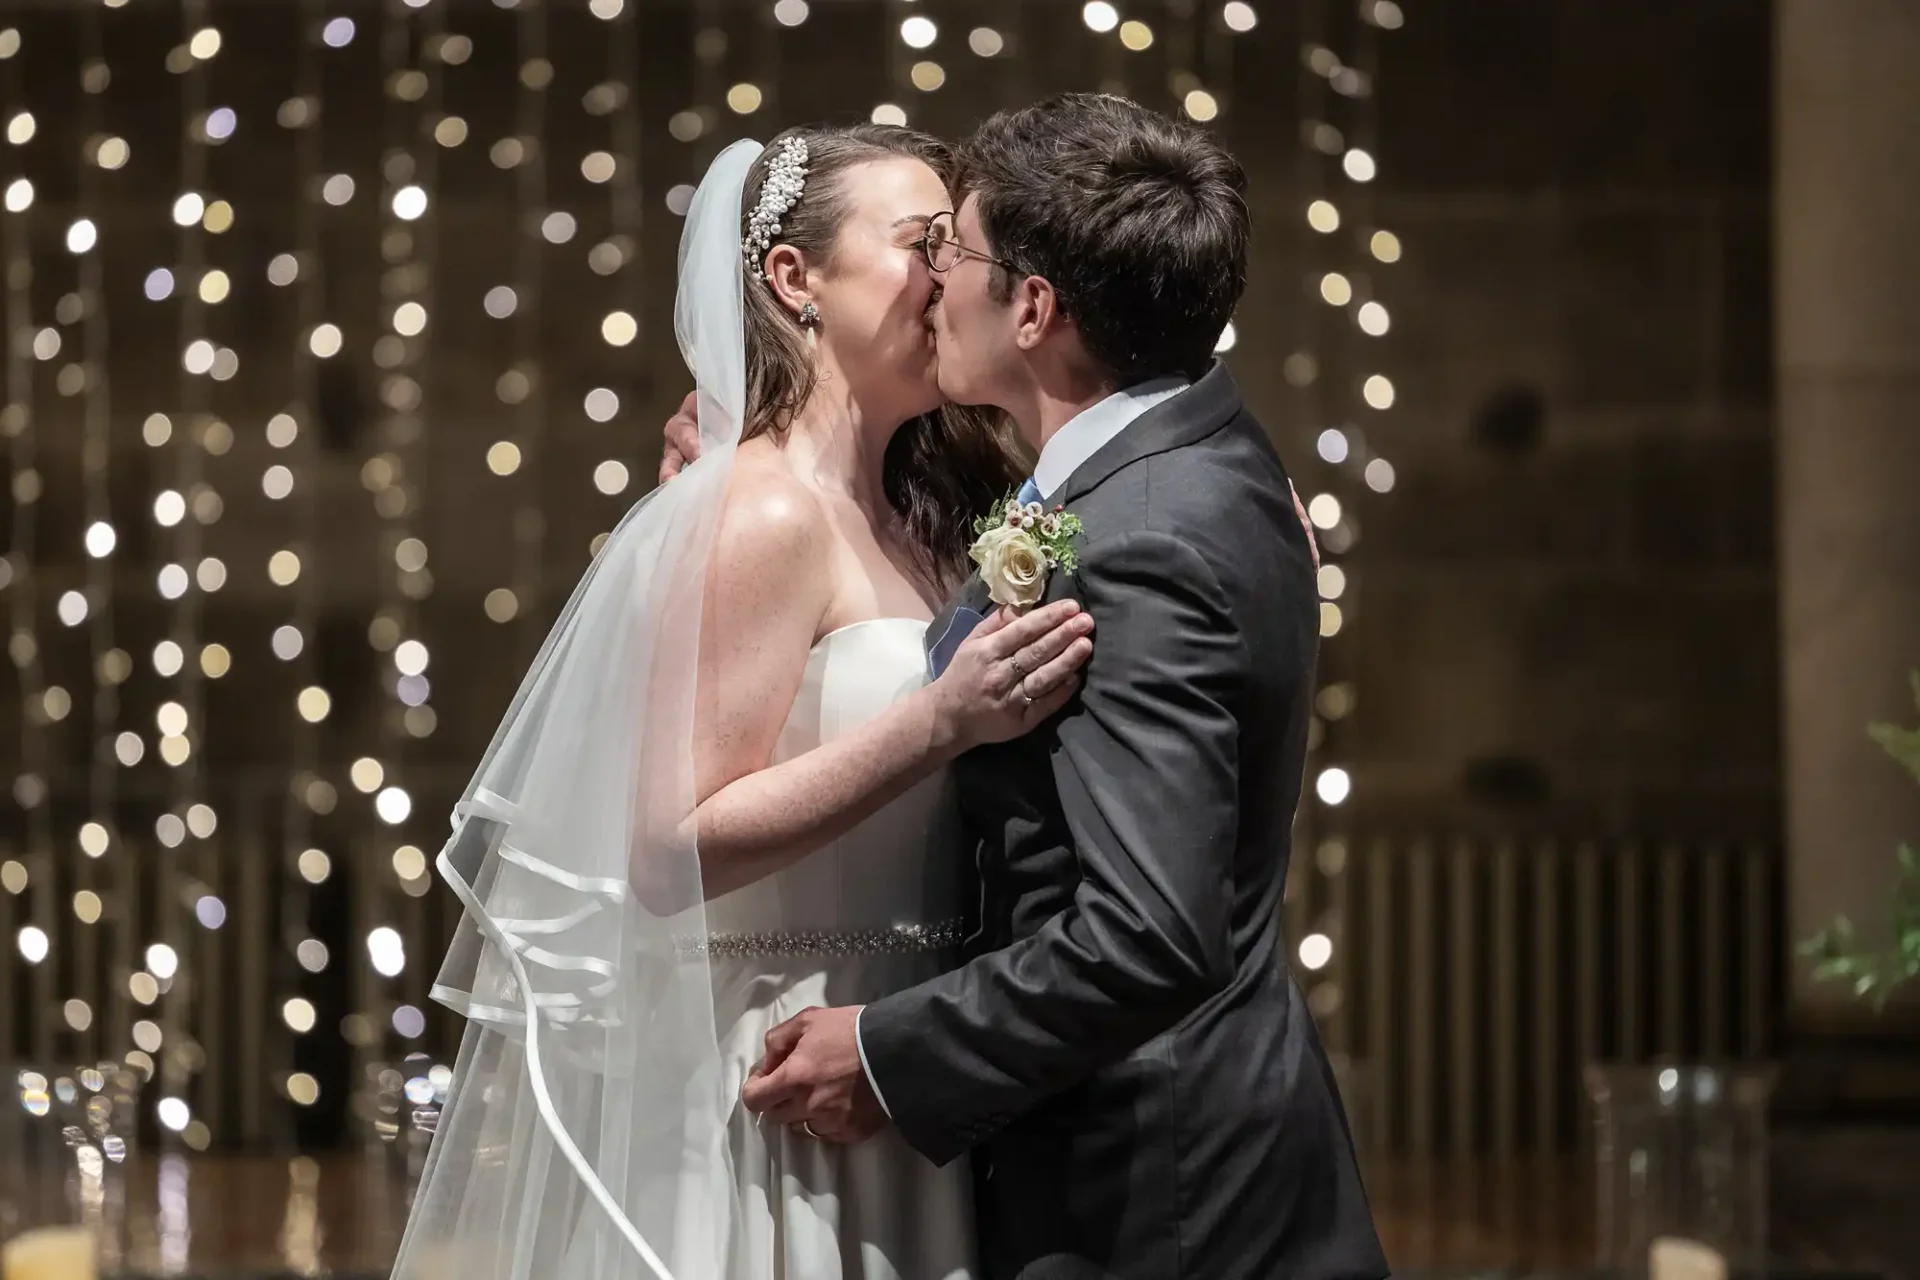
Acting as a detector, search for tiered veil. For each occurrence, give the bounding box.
[391,139,764,1280]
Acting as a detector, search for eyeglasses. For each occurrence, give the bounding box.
[920,210,1019,275]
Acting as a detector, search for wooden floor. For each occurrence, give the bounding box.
[15,1135,1917,1278]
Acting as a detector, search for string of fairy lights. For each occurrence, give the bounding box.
[158,0,220,1154]
[1281,0,1408,1051]
[582,0,644,542]
[277,0,331,1135]
[76,0,120,1074]
[2,18,59,1073]
[357,0,437,1085]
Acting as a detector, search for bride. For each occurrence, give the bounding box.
[390,127,1093,1280]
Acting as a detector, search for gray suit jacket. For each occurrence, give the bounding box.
[860,364,1387,1280]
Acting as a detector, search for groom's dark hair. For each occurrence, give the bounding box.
[958,93,1249,384]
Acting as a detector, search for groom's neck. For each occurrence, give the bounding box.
[1025,369,1119,454]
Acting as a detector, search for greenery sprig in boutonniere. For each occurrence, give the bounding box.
[968,493,1084,610]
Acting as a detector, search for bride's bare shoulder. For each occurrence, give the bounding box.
[722,444,825,547]
[711,442,831,608]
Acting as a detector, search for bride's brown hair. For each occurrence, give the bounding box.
[739,123,1026,590]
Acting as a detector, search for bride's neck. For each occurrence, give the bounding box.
[782,364,896,517]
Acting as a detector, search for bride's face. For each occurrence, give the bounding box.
[810,157,949,425]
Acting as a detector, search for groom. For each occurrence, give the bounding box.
[678,95,1385,1279]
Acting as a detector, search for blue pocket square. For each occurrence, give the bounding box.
[927,606,986,680]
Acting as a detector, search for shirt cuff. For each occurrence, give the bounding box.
[854,1006,892,1119]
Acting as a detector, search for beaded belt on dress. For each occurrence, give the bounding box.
[679,918,965,959]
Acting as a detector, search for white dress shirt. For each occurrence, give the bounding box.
[1029,375,1191,501]
[854,375,1192,1119]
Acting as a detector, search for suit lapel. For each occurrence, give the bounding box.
[924,573,995,679]
[1053,361,1245,507]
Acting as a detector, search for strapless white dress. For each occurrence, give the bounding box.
[704,618,978,1280]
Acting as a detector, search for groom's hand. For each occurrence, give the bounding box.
[658,390,701,485]
[741,1005,887,1144]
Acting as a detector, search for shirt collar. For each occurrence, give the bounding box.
[1031,376,1191,501]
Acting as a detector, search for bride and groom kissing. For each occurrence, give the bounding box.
[400,93,1386,1280]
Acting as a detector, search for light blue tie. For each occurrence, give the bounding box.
[1016,476,1042,506]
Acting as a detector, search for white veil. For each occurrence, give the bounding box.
[392,139,763,1280]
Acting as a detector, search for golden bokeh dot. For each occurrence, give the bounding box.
[282,998,317,1034]
[581,150,616,183]
[484,588,519,623]
[600,311,637,347]
[297,848,331,884]
[391,845,427,880]
[297,686,332,723]
[486,441,522,476]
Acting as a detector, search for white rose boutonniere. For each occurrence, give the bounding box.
[969,491,1085,610]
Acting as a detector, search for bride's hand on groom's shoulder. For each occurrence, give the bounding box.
[659,390,701,485]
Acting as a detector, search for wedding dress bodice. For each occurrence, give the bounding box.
[704,617,967,940]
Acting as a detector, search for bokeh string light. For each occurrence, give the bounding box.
[341,0,444,1173]
[158,0,223,1154]
[277,0,331,1141]
[2,16,61,1071]
[507,3,550,655]
[76,0,125,1073]
[1285,0,1409,1053]
[585,0,644,537]
[881,0,921,127]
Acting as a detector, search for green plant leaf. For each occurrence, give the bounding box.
[1801,670,1920,1006]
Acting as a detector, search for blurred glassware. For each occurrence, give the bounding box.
[1585,1062,1778,1279]
[0,1063,142,1280]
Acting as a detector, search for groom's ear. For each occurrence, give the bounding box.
[1012,275,1065,352]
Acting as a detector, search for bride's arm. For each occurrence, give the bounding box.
[689,468,1091,903]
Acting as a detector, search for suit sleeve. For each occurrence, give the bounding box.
[858,529,1245,1166]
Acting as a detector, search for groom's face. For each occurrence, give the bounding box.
[929,195,1023,425]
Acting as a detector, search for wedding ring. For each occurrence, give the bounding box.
[1009,654,1029,679]
[1018,677,1035,707]
[802,1121,822,1140]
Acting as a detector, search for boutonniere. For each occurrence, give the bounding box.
[969,492,1084,610]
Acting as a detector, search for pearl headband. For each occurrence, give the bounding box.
[742,135,810,282]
